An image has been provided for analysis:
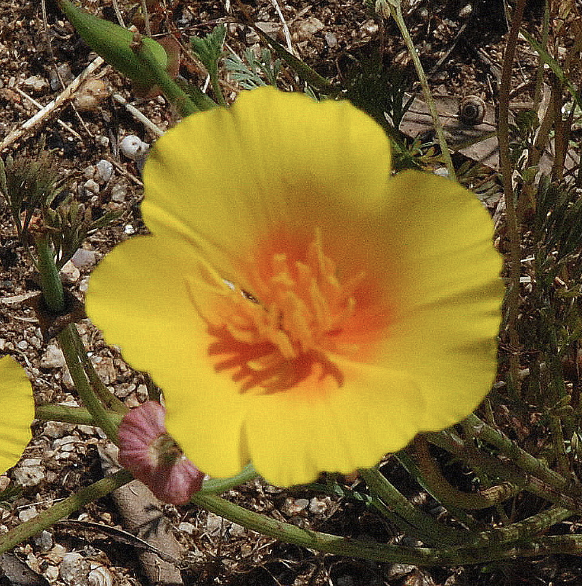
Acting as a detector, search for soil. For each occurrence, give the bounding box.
[0,0,579,585]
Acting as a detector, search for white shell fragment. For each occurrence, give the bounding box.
[88,563,114,586]
[119,135,149,160]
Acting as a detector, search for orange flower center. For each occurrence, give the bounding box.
[191,231,386,393]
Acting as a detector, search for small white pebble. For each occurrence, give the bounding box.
[459,3,473,18]
[16,340,28,350]
[18,506,38,522]
[120,135,149,160]
[96,159,114,183]
[83,179,100,195]
[71,248,97,269]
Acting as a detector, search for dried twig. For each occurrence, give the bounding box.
[0,57,105,153]
[112,93,165,137]
[14,88,83,141]
[269,0,294,55]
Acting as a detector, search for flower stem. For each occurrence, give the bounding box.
[359,467,470,546]
[35,404,123,427]
[498,0,528,400]
[34,233,122,441]
[67,328,128,415]
[465,413,576,495]
[58,324,119,443]
[0,470,132,555]
[198,464,258,495]
[413,436,519,510]
[191,492,582,565]
[130,32,216,116]
[388,2,456,180]
[35,235,64,312]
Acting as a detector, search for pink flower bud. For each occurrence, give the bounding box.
[118,401,204,505]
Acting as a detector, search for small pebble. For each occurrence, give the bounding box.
[13,459,45,487]
[23,75,48,93]
[95,159,114,183]
[49,63,74,91]
[18,506,38,522]
[34,530,53,551]
[434,167,450,177]
[71,248,97,269]
[84,178,100,195]
[40,344,66,369]
[16,340,28,350]
[459,3,473,18]
[60,551,91,585]
[110,183,127,203]
[74,77,110,111]
[60,260,80,284]
[178,522,196,535]
[52,435,78,452]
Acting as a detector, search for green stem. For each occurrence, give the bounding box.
[35,235,64,312]
[34,234,122,439]
[35,404,123,427]
[192,492,582,565]
[0,470,132,554]
[472,505,574,547]
[498,0,528,400]
[58,324,119,443]
[359,467,470,546]
[413,436,519,511]
[198,464,258,495]
[68,328,128,415]
[426,427,582,512]
[130,33,211,116]
[388,2,456,180]
[465,414,576,494]
[208,64,227,108]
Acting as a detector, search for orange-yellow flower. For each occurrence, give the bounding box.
[86,87,503,487]
[0,356,34,473]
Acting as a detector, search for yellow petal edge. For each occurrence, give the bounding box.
[0,356,34,473]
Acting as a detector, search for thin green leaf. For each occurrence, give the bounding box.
[521,29,582,111]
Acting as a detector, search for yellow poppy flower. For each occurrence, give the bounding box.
[0,356,34,472]
[86,87,503,487]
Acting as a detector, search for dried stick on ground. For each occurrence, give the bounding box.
[0,56,104,153]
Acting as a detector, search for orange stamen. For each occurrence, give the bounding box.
[189,231,379,392]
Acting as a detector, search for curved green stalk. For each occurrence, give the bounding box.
[35,236,64,312]
[58,324,120,443]
[192,491,582,565]
[412,436,519,511]
[359,467,470,546]
[465,414,576,494]
[198,464,258,495]
[0,470,132,555]
[35,404,123,427]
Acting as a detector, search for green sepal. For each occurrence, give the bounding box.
[58,0,168,93]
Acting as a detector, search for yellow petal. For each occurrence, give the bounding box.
[142,86,391,285]
[86,236,251,478]
[0,356,34,473]
[371,170,504,430]
[243,362,424,486]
